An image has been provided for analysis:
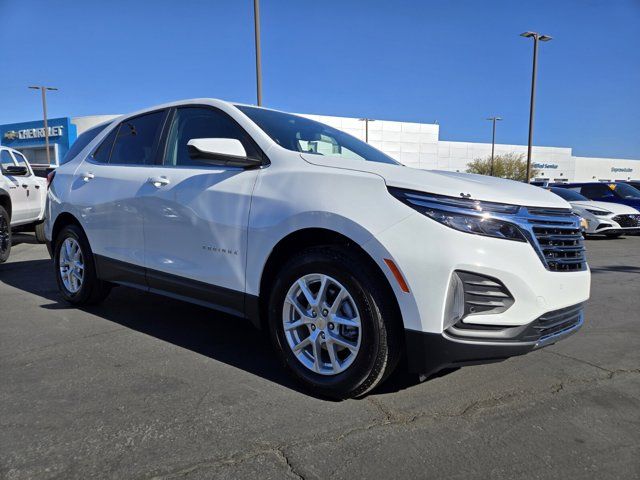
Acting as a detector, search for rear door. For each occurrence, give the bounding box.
[69,110,169,280]
[11,151,43,219]
[1,149,30,224]
[141,106,263,314]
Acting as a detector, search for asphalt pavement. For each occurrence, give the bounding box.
[1,234,639,479]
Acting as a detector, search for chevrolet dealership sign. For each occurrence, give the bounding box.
[3,125,64,141]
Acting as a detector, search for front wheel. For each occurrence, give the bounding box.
[54,224,111,305]
[268,246,402,399]
[0,206,11,263]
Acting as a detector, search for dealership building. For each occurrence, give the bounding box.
[1,112,637,182]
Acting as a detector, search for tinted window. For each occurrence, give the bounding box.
[609,182,640,199]
[92,128,118,164]
[12,152,28,168]
[164,107,260,167]
[109,111,166,165]
[236,105,399,165]
[580,184,616,200]
[550,187,589,202]
[1,150,15,169]
[62,123,110,165]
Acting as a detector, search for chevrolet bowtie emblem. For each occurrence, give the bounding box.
[3,130,18,140]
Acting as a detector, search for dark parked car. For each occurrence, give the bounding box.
[554,182,640,210]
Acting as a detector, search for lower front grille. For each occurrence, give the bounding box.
[612,214,640,228]
[520,303,584,342]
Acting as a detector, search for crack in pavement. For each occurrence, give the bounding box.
[137,368,640,480]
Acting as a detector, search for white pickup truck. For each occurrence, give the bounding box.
[0,146,47,262]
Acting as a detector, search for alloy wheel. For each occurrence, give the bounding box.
[282,273,362,375]
[59,238,85,294]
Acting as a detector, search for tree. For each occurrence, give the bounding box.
[466,153,539,182]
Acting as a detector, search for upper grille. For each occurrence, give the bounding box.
[612,214,640,228]
[526,207,587,272]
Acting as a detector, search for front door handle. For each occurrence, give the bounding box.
[148,176,170,188]
[22,184,28,188]
[34,184,41,189]
[82,172,95,182]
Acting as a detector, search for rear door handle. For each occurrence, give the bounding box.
[22,184,28,188]
[148,176,170,188]
[82,172,95,182]
[34,184,41,189]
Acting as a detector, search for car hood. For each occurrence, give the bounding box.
[571,200,640,214]
[300,154,569,209]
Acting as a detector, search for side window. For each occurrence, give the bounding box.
[1,150,16,170]
[62,123,109,165]
[109,111,166,165]
[92,128,118,164]
[581,184,613,200]
[12,152,28,168]
[164,107,260,167]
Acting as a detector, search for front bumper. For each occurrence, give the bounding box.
[405,303,584,375]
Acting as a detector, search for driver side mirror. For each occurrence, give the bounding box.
[187,138,261,168]
[4,165,29,176]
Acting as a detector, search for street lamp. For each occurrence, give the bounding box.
[253,0,263,106]
[359,118,376,143]
[520,31,552,183]
[28,85,58,167]
[486,116,502,176]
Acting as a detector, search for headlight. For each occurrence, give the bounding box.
[585,208,611,216]
[388,187,527,242]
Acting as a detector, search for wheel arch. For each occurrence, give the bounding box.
[0,189,11,220]
[51,212,84,252]
[253,227,404,333]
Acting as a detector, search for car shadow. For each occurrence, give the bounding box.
[590,265,640,275]
[1,257,430,399]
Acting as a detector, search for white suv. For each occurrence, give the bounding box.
[0,146,47,262]
[46,99,591,398]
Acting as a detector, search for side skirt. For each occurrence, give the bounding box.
[94,254,260,324]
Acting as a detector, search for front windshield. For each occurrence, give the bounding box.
[236,105,400,165]
[550,187,589,202]
[610,183,640,199]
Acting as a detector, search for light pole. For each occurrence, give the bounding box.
[521,31,552,183]
[486,116,502,176]
[359,118,375,143]
[253,0,263,106]
[28,85,58,167]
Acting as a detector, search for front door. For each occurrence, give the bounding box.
[142,106,263,316]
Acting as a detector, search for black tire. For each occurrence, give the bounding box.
[0,206,11,264]
[34,221,46,243]
[54,224,111,305]
[605,232,623,238]
[268,246,402,399]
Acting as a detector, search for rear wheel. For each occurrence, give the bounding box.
[268,246,402,399]
[0,206,11,263]
[54,224,111,305]
[34,221,46,243]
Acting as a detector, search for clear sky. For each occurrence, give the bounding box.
[1,0,638,159]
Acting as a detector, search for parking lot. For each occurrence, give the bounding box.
[1,235,638,479]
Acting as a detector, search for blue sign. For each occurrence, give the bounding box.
[0,117,77,166]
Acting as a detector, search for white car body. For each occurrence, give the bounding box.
[548,187,640,236]
[45,99,591,393]
[0,146,47,227]
[572,201,640,236]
